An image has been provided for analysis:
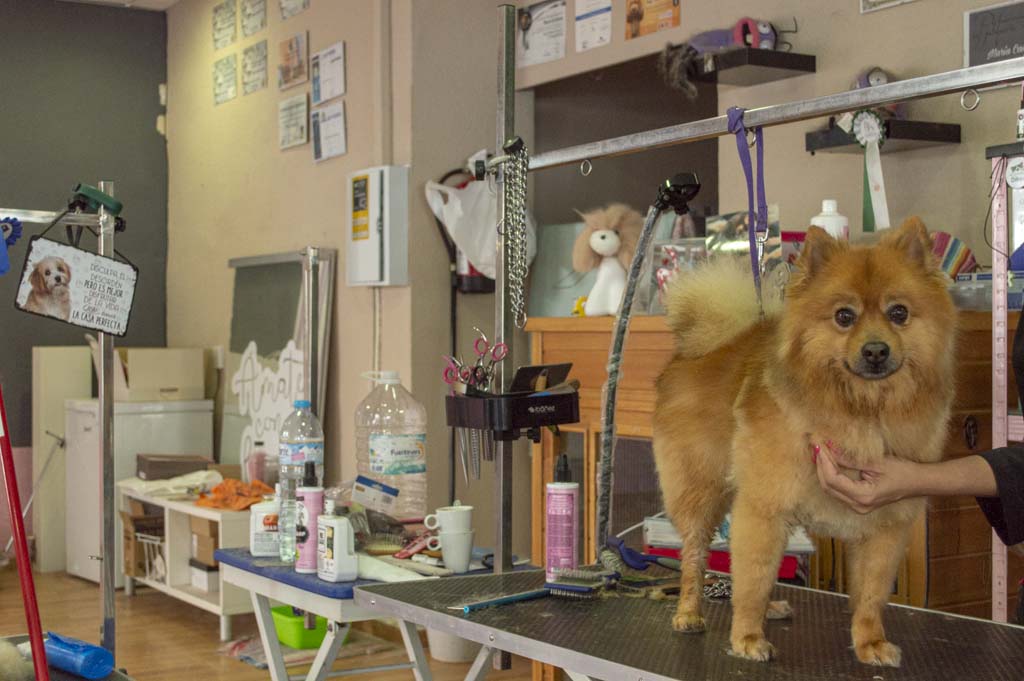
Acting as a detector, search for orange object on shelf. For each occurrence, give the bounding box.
[196,478,273,511]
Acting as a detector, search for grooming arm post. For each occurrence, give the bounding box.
[493,3,517,577]
[98,181,116,655]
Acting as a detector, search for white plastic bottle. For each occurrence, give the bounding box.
[278,399,325,563]
[355,372,428,520]
[250,486,280,557]
[317,499,359,582]
[810,200,849,240]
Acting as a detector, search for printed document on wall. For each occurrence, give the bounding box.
[241,0,266,36]
[312,102,347,162]
[575,0,610,52]
[213,54,238,105]
[311,42,346,106]
[242,41,268,95]
[517,0,566,67]
[279,93,308,149]
[212,0,237,49]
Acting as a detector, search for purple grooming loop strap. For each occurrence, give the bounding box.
[727,106,768,303]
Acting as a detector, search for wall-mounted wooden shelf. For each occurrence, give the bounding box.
[697,47,816,86]
[806,119,961,154]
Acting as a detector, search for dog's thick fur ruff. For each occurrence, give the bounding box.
[653,218,957,667]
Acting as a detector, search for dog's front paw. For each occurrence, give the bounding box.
[766,600,793,620]
[730,634,775,662]
[855,639,901,667]
[671,611,706,633]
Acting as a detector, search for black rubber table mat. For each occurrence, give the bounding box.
[3,636,134,680]
[355,570,1024,681]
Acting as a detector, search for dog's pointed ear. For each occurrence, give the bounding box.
[883,216,933,268]
[795,226,840,279]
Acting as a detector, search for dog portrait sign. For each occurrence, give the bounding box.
[14,237,138,337]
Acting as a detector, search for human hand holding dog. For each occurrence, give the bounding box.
[812,442,998,513]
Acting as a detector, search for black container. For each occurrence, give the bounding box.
[445,391,580,442]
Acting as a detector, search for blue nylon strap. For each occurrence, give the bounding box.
[726,106,767,300]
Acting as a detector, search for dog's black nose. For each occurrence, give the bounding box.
[599,234,607,240]
[861,341,890,365]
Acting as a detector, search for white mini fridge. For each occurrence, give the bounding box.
[64,399,214,586]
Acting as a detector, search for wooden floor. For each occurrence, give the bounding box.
[0,563,532,680]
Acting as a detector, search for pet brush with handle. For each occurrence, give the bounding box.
[605,535,681,571]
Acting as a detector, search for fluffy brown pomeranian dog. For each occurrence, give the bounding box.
[653,217,956,667]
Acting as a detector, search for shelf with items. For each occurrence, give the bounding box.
[806,119,961,154]
[696,47,816,86]
[118,485,252,641]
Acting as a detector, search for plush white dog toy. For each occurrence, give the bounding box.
[572,203,643,316]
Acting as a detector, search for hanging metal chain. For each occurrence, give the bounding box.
[502,137,530,329]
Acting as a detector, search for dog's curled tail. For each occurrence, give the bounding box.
[664,257,778,358]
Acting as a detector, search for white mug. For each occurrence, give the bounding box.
[439,530,474,574]
[424,502,473,533]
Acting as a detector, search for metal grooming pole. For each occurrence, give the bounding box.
[97,181,117,652]
[1,182,119,654]
[517,53,1024,624]
[493,3,516,578]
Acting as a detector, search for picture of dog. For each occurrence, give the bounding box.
[24,256,72,321]
[653,218,956,667]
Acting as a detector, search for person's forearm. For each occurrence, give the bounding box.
[908,456,999,498]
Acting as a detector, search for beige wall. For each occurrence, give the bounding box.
[518,0,1014,260]
[167,0,532,554]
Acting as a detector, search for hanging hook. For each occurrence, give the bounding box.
[960,88,981,111]
[580,159,593,177]
[746,130,757,149]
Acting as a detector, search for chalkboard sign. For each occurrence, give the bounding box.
[965,1,1024,67]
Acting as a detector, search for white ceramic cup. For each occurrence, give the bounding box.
[439,530,474,574]
[424,503,473,532]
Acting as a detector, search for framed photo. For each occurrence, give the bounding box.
[964,1,1024,67]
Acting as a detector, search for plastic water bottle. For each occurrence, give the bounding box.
[278,399,324,563]
[355,372,428,520]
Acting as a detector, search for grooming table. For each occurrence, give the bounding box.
[2,636,134,680]
[216,548,433,681]
[354,569,1024,681]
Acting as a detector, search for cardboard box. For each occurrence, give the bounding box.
[189,559,219,593]
[189,515,218,538]
[191,533,219,567]
[207,463,242,481]
[120,511,164,578]
[115,348,205,402]
[137,454,213,481]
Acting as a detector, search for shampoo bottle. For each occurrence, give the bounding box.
[317,499,358,582]
[249,485,281,557]
[295,462,324,574]
[810,200,849,241]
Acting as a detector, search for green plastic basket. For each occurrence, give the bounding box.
[270,606,328,649]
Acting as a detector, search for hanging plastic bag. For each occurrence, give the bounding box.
[424,178,537,280]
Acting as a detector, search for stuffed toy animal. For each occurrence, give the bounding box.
[659,18,779,99]
[572,204,643,317]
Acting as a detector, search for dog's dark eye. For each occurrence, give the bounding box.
[834,308,857,328]
[45,270,50,276]
[888,304,909,325]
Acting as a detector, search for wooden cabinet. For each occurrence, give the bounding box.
[527,311,1021,678]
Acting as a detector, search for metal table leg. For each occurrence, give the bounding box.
[398,620,433,681]
[307,622,348,681]
[463,645,494,681]
[251,592,290,681]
